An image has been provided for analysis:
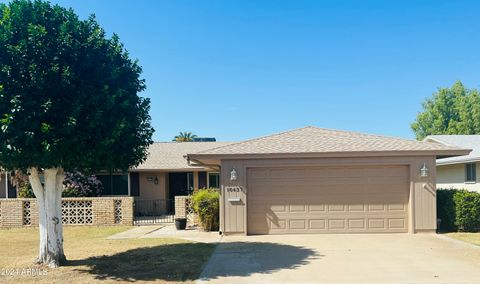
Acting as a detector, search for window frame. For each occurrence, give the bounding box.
[96,173,129,196]
[465,163,477,183]
[207,172,220,189]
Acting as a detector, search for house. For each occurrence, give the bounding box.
[423,135,479,192]
[187,126,469,235]
[126,141,231,199]
[95,141,231,198]
[0,142,231,210]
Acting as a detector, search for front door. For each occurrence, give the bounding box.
[169,172,194,198]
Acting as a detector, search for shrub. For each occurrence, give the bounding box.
[13,171,103,198]
[436,189,457,231]
[62,171,103,197]
[17,183,35,198]
[11,171,35,198]
[437,189,480,232]
[191,189,220,231]
[453,190,480,232]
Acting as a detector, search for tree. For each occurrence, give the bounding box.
[0,0,154,267]
[173,131,197,142]
[411,81,480,140]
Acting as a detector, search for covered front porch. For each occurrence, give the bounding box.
[129,170,219,224]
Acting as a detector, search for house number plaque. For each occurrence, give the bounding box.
[225,186,243,193]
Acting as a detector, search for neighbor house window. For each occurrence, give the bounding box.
[465,163,476,183]
[208,172,220,188]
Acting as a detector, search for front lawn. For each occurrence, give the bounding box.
[445,232,480,246]
[0,226,216,283]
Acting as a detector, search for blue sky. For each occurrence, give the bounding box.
[31,1,480,141]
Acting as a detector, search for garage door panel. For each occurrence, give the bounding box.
[247,166,409,234]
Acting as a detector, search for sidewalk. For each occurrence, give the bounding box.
[107,224,222,243]
[107,225,163,239]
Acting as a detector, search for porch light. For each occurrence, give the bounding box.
[230,168,238,181]
[154,177,159,184]
[420,163,429,177]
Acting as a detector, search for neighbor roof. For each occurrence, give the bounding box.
[424,135,479,165]
[188,126,469,158]
[133,142,232,171]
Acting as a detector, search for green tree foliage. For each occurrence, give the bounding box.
[0,0,154,266]
[411,81,480,140]
[0,0,154,172]
[173,131,198,142]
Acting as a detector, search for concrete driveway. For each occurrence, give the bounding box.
[198,234,480,284]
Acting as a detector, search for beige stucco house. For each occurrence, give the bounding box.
[128,141,231,199]
[0,142,231,219]
[424,135,479,192]
[188,127,469,235]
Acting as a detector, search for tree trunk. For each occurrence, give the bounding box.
[28,167,66,267]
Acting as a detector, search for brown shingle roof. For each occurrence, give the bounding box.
[191,126,467,156]
[134,142,232,170]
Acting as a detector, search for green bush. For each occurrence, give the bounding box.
[436,189,457,231]
[17,183,35,198]
[453,190,480,232]
[437,189,480,232]
[191,189,220,231]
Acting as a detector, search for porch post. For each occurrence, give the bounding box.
[193,171,199,192]
[5,171,8,199]
[127,172,131,196]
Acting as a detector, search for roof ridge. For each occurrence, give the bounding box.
[152,141,231,144]
[297,126,438,145]
[194,126,313,154]
[195,126,442,155]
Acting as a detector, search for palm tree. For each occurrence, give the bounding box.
[173,131,198,142]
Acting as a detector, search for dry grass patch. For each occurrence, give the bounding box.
[445,232,480,246]
[0,226,216,283]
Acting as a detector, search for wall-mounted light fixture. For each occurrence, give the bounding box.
[154,177,159,184]
[230,168,238,181]
[420,163,429,177]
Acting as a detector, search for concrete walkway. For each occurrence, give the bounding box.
[141,225,222,243]
[107,224,222,243]
[198,233,480,284]
[107,225,163,239]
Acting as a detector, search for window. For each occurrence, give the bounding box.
[466,163,476,183]
[97,174,129,195]
[208,172,220,188]
[187,172,194,194]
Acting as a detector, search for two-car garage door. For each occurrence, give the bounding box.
[247,165,409,234]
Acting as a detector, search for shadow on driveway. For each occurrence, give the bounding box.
[200,241,322,280]
[66,242,319,282]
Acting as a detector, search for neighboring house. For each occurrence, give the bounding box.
[423,135,478,192]
[187,126,469,235]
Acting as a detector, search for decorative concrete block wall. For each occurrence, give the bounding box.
[175,195,196,226]
[0,197,134,228]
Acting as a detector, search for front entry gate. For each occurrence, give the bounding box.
[134,199,174,225]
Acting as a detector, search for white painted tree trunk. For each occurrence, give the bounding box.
[28,167,66,267]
